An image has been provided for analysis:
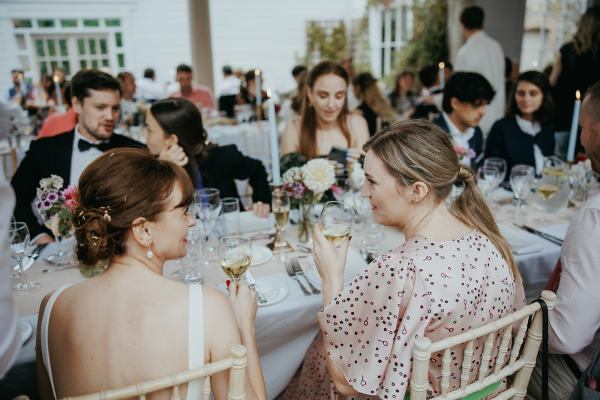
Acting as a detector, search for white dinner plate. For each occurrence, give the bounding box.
[251,245,272,266]
[256,285,288,307]
[19,320,33,346]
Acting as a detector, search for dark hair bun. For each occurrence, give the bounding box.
[73,206,114,266]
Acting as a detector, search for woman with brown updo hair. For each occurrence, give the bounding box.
[280,61,370,159]
[281,120,524,399]
[35,148,266,400]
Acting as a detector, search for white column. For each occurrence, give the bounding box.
[188,0,214,91]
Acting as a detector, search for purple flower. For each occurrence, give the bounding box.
[43,200,51,208]
[47,192,58,202]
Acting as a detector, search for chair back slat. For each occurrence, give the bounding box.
[494,325,512,374]
[61,345,246,400]
[410,291,555,400]
[460,340,474,388]
[509,317,529,364]
[477,332,496,381]
[441,348,451,395]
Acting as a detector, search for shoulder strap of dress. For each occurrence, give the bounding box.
[187,284,204,399]
[41,284,73,400]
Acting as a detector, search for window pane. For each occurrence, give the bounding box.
[40,63,48,76]
[91,60,99,69]
[105,18,121,27]
[117,53,125,68]
[60,19,77,28]
[50,61,58,71]
[37,19,55,28]
[62,61,70,75]
[35,40,45,56]
[78,39,86,55]
[115,32,123,48]
[89,39,97,55]
[102,59,109,67]
[16,34,26,50]
[80,60,87,69]
[47,40,56,56]
[59,39,68,56]
[100,39,107,55]
[83,19,99,27]
[13,19,32,28]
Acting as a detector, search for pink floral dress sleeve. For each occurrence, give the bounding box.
[317,250,426,399]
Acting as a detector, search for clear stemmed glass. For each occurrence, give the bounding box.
[484,158,507,194]
[319,201,355,247]
[268,189,291,252]
[10,222,39,294]
[477,165,500,200]
[509,164,535,221]
[219,236,252,282]
[194,188,222,268]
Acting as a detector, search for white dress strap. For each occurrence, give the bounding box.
[41,284,72,400]
[187,284,204,400]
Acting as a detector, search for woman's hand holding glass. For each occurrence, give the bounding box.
[227,279,257,333]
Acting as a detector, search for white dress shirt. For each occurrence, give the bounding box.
[0,176,20,378]
[442,113,477,166]
[218,75,241,97]
[549,193,600,371]
[135,77,165,101]
[69,126,106,185]
[515,115,544,175]
[455,31,506,135]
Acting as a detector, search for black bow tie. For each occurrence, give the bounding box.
[78,139,111,152]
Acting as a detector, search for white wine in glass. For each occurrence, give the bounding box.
[273,207,289,229]
[219,236,252,282]
[319,201,354,248]
[537,184,559,200]
[322,223,352,247]
[268,188,292,252]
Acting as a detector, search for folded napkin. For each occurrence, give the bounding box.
[300,247,367,289]
[536,224,569,241]
[500,224,543,255]
[239,211,274,234]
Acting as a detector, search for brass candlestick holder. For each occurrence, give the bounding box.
[266,187,293,252]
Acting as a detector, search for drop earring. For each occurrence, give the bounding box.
[146,241,154,259]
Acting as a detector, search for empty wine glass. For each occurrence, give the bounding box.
[319,201,355,247]
[510,164,535,221]
[477,165,499,200]
[10,222,39,294]
[219,236,252,282]
[194,188,222,269]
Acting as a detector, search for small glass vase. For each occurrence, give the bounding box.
[297,201,313,243]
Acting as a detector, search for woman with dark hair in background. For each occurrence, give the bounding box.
[388,70,417,117]
[146,98,271,216]
[485,71,555,175]
[352,72,399,136]
[280,61,369,159]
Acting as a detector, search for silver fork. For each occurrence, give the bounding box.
[284,259,311,295]
[291,257,321,294]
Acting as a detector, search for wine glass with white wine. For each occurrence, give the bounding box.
[268,188,292,252]
[319,201,355,247]
[219,236,252,282]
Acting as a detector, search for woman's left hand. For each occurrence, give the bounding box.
[312,225,349,285]
[251,202,270,218]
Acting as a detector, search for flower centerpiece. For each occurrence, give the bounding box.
[282,158,336,242]
[35,175,77,238]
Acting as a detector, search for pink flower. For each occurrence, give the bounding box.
[331,185,343,196]
[63,185,77,200]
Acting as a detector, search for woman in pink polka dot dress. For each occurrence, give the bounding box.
[280,120,525,399]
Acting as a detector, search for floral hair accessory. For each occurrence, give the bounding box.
[99,206,112,222]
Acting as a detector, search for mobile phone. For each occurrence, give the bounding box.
[328,147,348,165]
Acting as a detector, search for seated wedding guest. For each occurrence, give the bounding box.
[170,64,215,111]
[237,69,269,110]
[36,148,267,400]
[0,177,19,379]
[485,71,555,175]
[527,81,600,400]
[411,64,441,120]
[7,69,32,106]
[388,70,416,117]
[146,98,271,217]
[218,65,241,118]
[37,83,77,138]
[280,61,369,159]
[11,69,186,244]
[352,72,399,136]
[433,72,495,168]
[281,119,525,399]
[136,68,165,103]
[117,71,139,127]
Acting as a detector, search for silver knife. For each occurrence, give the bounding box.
[518,225,563,246]
[245,271,268,304]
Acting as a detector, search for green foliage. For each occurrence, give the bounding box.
[397,0,448,75]
[306,21,349,65]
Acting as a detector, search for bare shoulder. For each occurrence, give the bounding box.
[347,114,369,146]
[283,117,301,135]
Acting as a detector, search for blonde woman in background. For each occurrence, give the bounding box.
[280,120,524,399]
[280,61,369,159]
[352,72,400,136]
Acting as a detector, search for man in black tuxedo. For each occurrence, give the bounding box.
[432,72,495,169]
[11,69,186,243]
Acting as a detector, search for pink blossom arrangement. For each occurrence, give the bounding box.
[281,159,336,206]
[34,175,77,238]
[454,144,476,164]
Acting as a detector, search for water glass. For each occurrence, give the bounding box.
[222,197,241,235]
[10,222,39,294]
[319,201,355,247]
[194,188,222,268]
[477,165,499,199]
[484,158,507,185]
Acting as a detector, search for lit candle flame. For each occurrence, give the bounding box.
[576,90,581,100]
[18,73,24,80]
[438,62,445,69]
[255,69,261,76]
[53,75,59,83]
